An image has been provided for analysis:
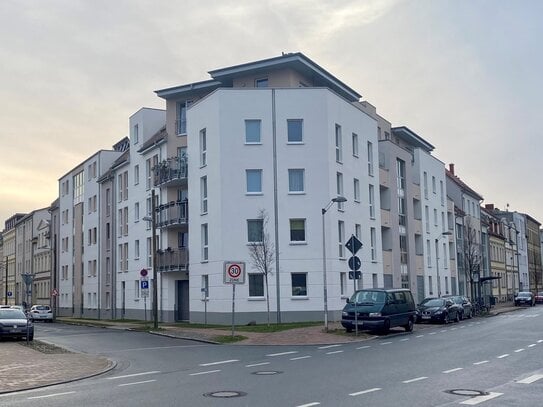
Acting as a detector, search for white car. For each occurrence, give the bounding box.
[29,305,53,322]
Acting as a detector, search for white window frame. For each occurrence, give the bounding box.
[335,124,342,163]
[245,119,262,144]
[201,224,209,261]
[200,176,208,214]
[352,133,359,157]
[288,169,305,194]
[199,128,207,167]
[246,169,263,194]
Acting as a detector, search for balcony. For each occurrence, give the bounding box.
[156,200,188,229]
[412,183,421,201]
[154,156,188,188]
[157,247,189,272]
[412,218,423,235]
[381,209,391,228]
[379,167,390,188]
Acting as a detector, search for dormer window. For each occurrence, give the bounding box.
[255,78,268,88]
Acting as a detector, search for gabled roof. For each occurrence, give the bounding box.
[446,169,484,201]
[391,126,434,152]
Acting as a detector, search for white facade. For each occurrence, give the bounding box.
[187,87,380,323]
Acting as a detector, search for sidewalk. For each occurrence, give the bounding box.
[0,301,521,394]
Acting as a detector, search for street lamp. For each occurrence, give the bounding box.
[435,231,452,297]
[322,196,347,332]
[143,189,159,329]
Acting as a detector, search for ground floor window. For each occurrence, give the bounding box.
[291,273,307,296]
[249,274,264,297]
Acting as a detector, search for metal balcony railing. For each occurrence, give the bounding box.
[156,248,188,272]
[155,200,188,229]
[153,156,188,187]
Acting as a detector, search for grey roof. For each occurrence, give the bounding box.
[391,126,435,152]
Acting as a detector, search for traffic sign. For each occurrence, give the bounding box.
[223,261,246,284]
[349,271,362,280]
[348,256,361,271]
[141,280,149,290]
[140,276,150,298]
[7,291,12,297]
[345,235,363,255]
[51,288,59,297]
[140,268,148,277]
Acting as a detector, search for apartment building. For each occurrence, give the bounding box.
[156,53,381,324]
[1,214,24,305]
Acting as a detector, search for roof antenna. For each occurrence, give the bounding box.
[506,203,509,212]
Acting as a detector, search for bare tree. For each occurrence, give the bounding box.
[248,209,275,326]
[462,217,481,302]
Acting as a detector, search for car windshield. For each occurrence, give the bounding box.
[421,299,444,307]
[350,290,386,304]
[517,292,531,297]
[0,309,26,319]
[34,306,50,310]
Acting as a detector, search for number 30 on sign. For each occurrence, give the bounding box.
[223,261,246,284]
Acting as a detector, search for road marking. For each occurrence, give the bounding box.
[199,359,239,366]
[403,376,428,383]
[516,374,543,384]
[349,387,382,396]
[326,350,344,355]
[291,356,312,361]
[28,392,76,400]
[460,326,466,329]
[296,403,320,407]
[514,349,525,353]
[318,344,341,349]
[380,342,392,345]
[400,338,409,342]
[118,379,156,387]
[440,330,447,333]
[415,335,424,338]
[266,351,298,357]
[107,371,160,380]
[538,339,543,343]
[450,327,457,330]
[245,362,270,367]
[189,369,221,376]
[460,392,503,405]
[429,332,436,335]
[443,367,463,373]
[356,345,371,350]
[497,354,509,359]
[528,344,536,348]
[473,360,489,365]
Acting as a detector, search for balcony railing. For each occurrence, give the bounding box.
[153,156,188,187]
[157,248,188,272]
[155,200,188,229]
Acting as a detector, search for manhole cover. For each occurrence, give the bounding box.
[252,371,283,375]
[446,389,489,397]
[203,391,247,398]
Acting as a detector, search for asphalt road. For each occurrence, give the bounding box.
[1,308,542,406]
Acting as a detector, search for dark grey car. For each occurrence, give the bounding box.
[0,309,34,341]
[443,295,473,319]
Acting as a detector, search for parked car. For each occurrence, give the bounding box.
[514,292,535,306]
[0,308,33,341]
[416,297,462,324]
[29,305,53,322]
[535,292,543,304]
[442,295,473,319]
[341,288,416,333]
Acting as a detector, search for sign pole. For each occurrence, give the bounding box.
[231,284,236,338]
[144,297,147,322]
[354,274,358,337]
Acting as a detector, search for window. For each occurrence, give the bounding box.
[246,169,262,194]
[427,240,431,266]
[425,206,430,232]
[369,184,375,219]
[367,141,374,176]
[177,101,192,135]
[288,169,304,193]
[249,274,264,297]
[440,181,444,205]
[336,172,344,210]
[200,176,208,214]
[423,172,428,199]
[335,124,342,162]
[147,237,152,267]
[201,224,208,261]
[118,174,123,202]
[370,227,376,261]
[338,220,345,258]
[73,171,84,205]
[353,178,360,202]
[428,275,433,295]
[106,188,111,216]
[434,208,438,226]
[245,120,261,144]
[135,280,140,298]
[133,124,139,144]
[247,219,263,243]
[199,128,207,167]
[287,119,303,143]
[135,240,140,259]
[123,171,128,201]
[397,159,406,190]
[398,197,406,226]
[291,273,307,296]
[432,176,436,194]
[201,275,209,299]
[123,207,128,235]
[340,272,347,296]
[355,224,362,240]
[255,77,268,88]
[352,133,359,157]
[290,219,306,242]
[134,165,139,185]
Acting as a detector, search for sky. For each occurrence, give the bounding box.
[1,0,542,226]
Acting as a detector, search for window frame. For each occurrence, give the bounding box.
[289,218,306,243]
[287,119,303,143]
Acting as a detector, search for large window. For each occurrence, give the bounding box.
[249,274,264,297]
[201,224,208,261]
[352,133,359,157]
[287,119,303,143]
[73,171,84,205]
[291,273,307,296]
[367,141,374,176]
[199,128,207,167]
[177,101,192,135]
[290,219,306,242]
[338,220,345,258]
[397,159,405,190]
[200,176,208,214]
[370,227,376,261]
[369,184,375,219]
[246,169,262,194]
[288,169,304,193]
[247,219,264,243]
[354,178,360,202]
[245,120,261,143]
[335,124,342,163]
[336,172,344,210]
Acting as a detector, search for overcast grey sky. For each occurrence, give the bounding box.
[1,0,542,225]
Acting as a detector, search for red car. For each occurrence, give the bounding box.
[535,292,543,304]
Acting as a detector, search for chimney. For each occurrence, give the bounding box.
[449,163,455,175]
[485,204,494,210]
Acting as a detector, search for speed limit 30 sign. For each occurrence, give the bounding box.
[223,261,246,284]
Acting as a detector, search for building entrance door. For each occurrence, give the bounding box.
[176,280,189,321]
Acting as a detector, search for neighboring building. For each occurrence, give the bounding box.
[486,209,507,302]
[524,214,542,293]
[2,214,24,305]
[49,198,60,315]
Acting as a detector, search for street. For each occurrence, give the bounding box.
[1,308,542,406]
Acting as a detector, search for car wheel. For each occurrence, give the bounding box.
[404,318,414,332]
[382,319,390,334]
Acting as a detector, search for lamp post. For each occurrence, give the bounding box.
[322,196,347,332]
[435,231,452,297]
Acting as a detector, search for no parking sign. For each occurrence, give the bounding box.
[223,261,245,284]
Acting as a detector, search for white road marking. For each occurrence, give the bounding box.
[266,351,298,357]
[318,344,341,349]
[400,338,409,342]
[440,330,447,333]
[403,376,428,383]
[516,374,543,384]
[349,387,382,396]
[497,354,509,359]
[28,392,76,400]
[473,360,489,365]
[380,342,392,345]
[296,403,320,407]
[118,379,156,387]
[199,359,238,366]
[460,392,503,405]
[326,350,344,355]
[514,348,525,353]
[528,344,536,348]
[245,362,270,367]
[189,369,221,376]
[460,326,466,329]
[291,356,312,361]
[429,332,436,335]
[356,345,371,350]
[537,339,543,343]
[107,371,160,380]
[450,327,457,330]
[443,367,463,373]
[415,335,424,338]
